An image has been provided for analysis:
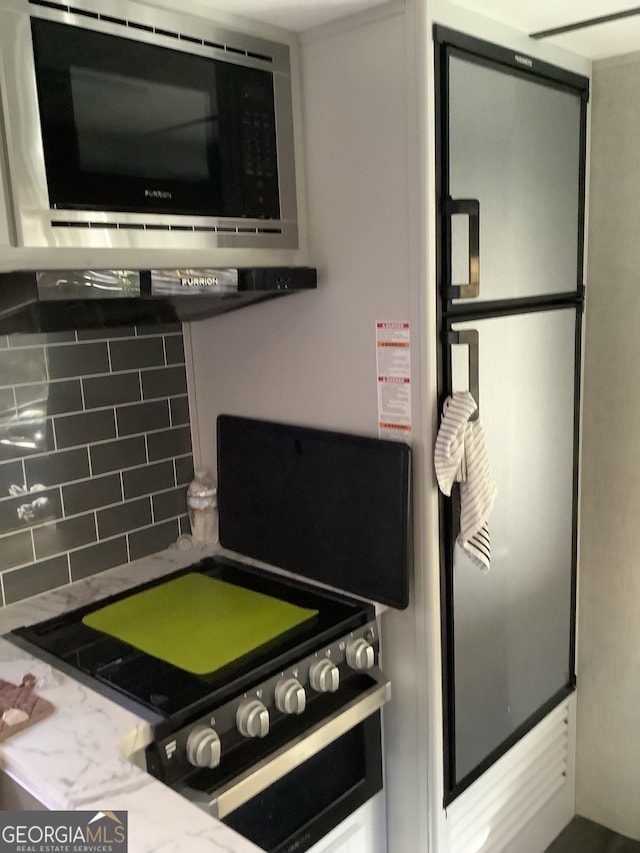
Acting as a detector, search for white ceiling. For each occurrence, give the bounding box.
[186,0,640,59]
[445,0,640,60]
[176,0,390,33]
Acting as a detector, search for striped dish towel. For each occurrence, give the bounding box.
[434,391,497,570]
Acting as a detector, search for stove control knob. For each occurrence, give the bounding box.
[237,699,270,738]
[186,725,221,769]
[346,638,375,671]
[309,658,340,693]
[274,677,306,715]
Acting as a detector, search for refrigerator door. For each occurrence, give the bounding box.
[446,51,585,305]
[445,307,578,788]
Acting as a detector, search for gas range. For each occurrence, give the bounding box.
[7,416,411,853]
[10,555,386,850]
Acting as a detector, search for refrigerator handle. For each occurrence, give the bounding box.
[445,198,480,299]
[447,329,479,421]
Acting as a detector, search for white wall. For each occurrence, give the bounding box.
[576,51,640,840]
[187,5,415,470]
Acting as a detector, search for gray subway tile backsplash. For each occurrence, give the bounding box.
[62,472,123,518]
[2,530,35,573]
[33,514,97,561]
[109,337,165,372]
[77,326,138,342]
[122,460,175,500]
[147,425,192,462]
[69,536,129,582]
[170,396,190,427]
[0,347,47,387]
[47,341,110,380]
[0,419,54,464]
[16,379,83,416]
[136,323,182,337]
[128,519,180,562]
[152,486,190,523]
[90,436,147,476]
[3,555,70,605]
[0,461,24,497]
[97,497,152,539]
[8,331,75,348]
[25,448,90,489]
[55,409,117,450]
[83,372,141,410]
[116,400,169,436]
[0,326,193,606]
[141,365,187,400]
[0,387,14,412]
[116,400,170,436]
[175,456,195,486]
[164,334,185,365]
[0,487,63,537]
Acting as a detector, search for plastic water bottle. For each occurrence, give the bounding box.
[187,470,218,545]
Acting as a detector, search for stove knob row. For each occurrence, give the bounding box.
[309,658,340,693]
[233,637,374,740]
[346,638,375,671]
[186,725,221,769]
[237,698,270,738]
[275,677,306,715]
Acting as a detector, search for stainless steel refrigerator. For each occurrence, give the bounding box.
[434,27,589,803]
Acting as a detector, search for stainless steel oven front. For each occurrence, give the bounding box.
[219,713,383,853]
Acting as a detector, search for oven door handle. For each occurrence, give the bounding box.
[178,666,391,820]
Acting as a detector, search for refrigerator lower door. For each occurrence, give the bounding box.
[445,307,578,789]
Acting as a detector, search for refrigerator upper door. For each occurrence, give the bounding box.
[447,53,584,305]
[447,307,578,786]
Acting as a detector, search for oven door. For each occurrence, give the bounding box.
[179,670,388,853]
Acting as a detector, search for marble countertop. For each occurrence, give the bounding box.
[0,544,263,853]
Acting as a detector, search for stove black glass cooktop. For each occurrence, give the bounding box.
[10,556,371,724]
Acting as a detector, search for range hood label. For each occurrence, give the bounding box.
[150,268,238,296]
[376,321,412,441]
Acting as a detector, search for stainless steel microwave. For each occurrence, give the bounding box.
[0,0,299,250]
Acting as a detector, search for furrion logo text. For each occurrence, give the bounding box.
[0,811,127,853]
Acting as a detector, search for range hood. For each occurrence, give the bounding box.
[0,267,317,333]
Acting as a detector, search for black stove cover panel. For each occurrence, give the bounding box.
[217,416,411,609]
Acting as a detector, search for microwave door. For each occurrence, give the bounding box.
[30,17,280,220]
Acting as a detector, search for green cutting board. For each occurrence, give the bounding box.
[82,572,318,675]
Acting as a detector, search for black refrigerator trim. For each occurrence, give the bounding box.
[444,684,576,805]
[433,25,590,96]
[434,24,587,805]
[443,292,584,322]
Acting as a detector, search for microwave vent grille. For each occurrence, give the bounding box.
[27,0,275,63]
[50,220,283,236]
